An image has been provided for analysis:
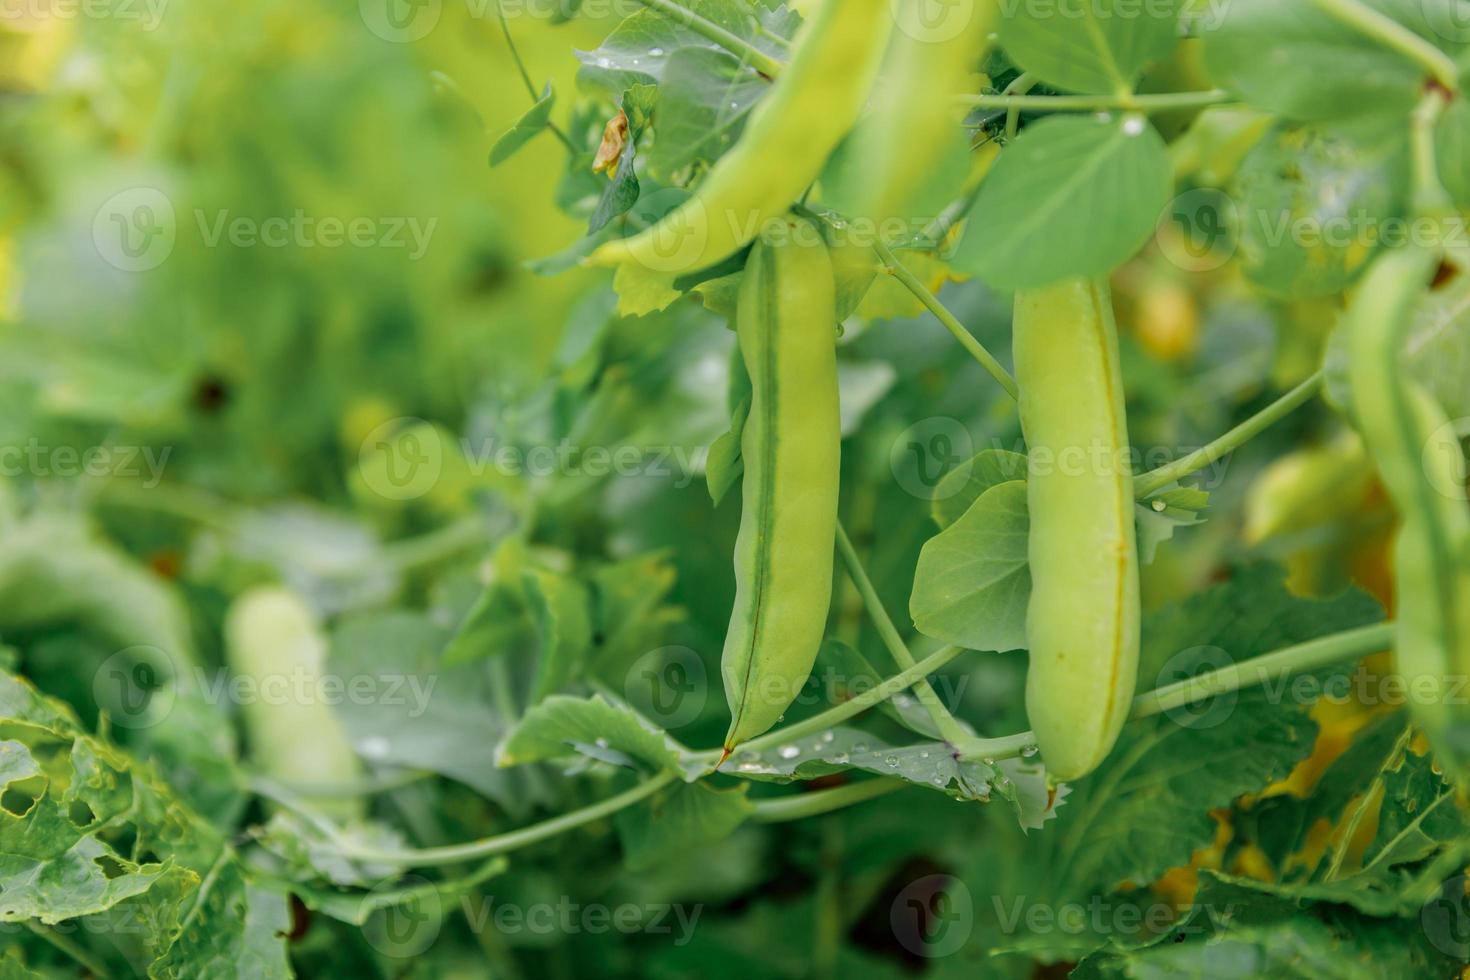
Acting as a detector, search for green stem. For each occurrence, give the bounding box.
[1410,87,1453,218]
[628,0,784,77]
[1132,371,1324,498]
[275,771,678,868]
[835,523,975,748]
[962,89,1231,114]
[734,643,970,758]
[962,622,1394,762]
[874,241,1019,400]
[752,778,905,822]
[26,921,114,979]
[1309,0,1460,93]
[1002,72,1037,140]
[494,0,576,152]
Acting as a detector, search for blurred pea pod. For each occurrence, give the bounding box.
[1345,244,1470,780]
[590,0,891,278]
[846,0,999,233]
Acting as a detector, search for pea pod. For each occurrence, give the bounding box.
[1014,279,1141,781]
[722,218,841,752]
[1345,245,1470,775]
[590,0,891,277]
[849,1,998,229]
[225,587,365,820]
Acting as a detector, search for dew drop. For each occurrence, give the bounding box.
[777,744,800,760]
[650,47,665,56]
[1123,115,1147,137]
[819,731,836,744]
[359,736,391,760]
[884,755,899,767]
[1020,744,1039,758]
[853,742,869,753]
[832,753,850,765]
[1152,498,1167,512]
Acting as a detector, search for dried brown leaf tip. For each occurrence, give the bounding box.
[592,109,629,177]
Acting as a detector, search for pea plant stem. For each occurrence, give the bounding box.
[316,771,680,867]
[1410,87,1453,217]
[493,0,576,152]
[960,89,1231,114]
[627,0,785,78]
[732,643,969,757]
[835,523,976,748]
[269,623,1393,869]
[873,240,1020,400]
[751,778,906,823]
[1309,0,1460,94]
[960,622,1395,761]
[1132,370,1325,498]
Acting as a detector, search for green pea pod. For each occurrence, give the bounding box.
[225,587,365,821]
[1345,246,1470,775]
[722,218,842,752]
[1014,279,1141,782]
[590,0,891,277]
[849,1,998,229]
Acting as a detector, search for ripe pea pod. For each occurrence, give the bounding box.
[849,0,998,230]
[1014,279,1141,782]
[225,587,365,821]
[1344,245,1470,775]
[722,217,841,752]
[589,0,891,277]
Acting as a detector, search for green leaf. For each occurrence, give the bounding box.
[489,84,556,167]
[645,48,767,180]
[930,449,1029,529]
[615,782,753,871]
[589,85,656,236]
[706,393,749,506]
[1204,0,1469,121]
[910,481,1030,654]
[1437,96,1470,208]
[1135,491,1210,564]
[954,114,1173,289]
[999,0,1181,95]
[327,611,556,816]
[816,639,945,740]
[496,694,703,778]
[720,728,1058,827]
[1231,118,1409,297]
[147,862,292,980]
[524,568,594,702]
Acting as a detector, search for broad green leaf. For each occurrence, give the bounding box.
[439,578,530,668]
[524,568,593,702]
[496,694,703,778]
[955,114,1173,290]
[1232,118,1408,297]
[328,611,556,815]
[1204,0,1470,121]
[720,727,1058,827]
[910,481,1030,654]
[290,857,506,925]
[587,552,684,673]
[614,782,753,871]
[148,864,292,980]
[1437,97,1470,208]
[646,48,767,180]
[575,0,794,96]
[489,84,557,167]
[930,449,1029,529]
[589,85,656,236]
[999,0,1181,95]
